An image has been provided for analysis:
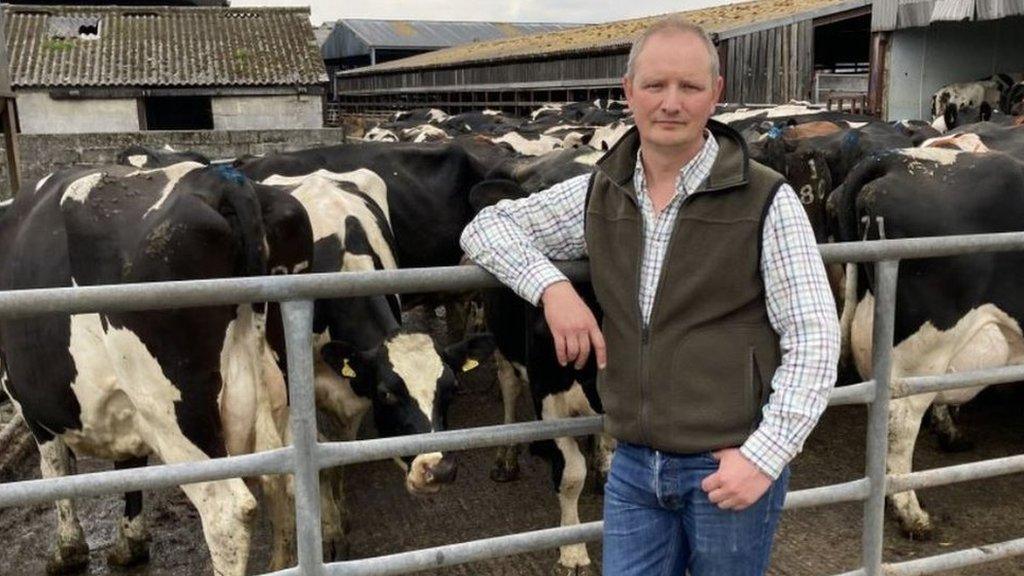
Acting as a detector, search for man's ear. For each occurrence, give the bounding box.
[443,333,497,373]
[622,75,634,108]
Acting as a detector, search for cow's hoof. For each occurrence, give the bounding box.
[898,518,934,541]
[552,564,594,576]
[937,434,975,453]
[490,460,520,483]
[106,535,151,568]
[46,541,90,575]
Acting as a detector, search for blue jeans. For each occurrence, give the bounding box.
[602,442,789,576]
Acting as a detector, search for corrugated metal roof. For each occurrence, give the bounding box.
[338,19,581,49]
[341,0,870,77]
[3,5,328,88]
[872,0,1024,30]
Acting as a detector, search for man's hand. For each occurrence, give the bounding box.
[700,448,772,510]
[540,281,607,370]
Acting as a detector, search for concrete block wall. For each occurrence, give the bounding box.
[213,94,323,130]
[0,127,346,199]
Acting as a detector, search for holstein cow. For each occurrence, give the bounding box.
[256,169,495,559]
[931,73,1024,118]
[0,163,307,575]
[831,146,1024,538]
[482,284,612,576]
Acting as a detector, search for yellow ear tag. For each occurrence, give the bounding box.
[461,358,480,373]
[342,359,357,379]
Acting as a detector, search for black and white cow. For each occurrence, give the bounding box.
[255,169,495,558]
[0,162,307,575]
[831,146,1024,538]
[482,284,612,576]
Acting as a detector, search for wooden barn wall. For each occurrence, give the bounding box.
[337,52,629,93]
[724,20,814,104]
[337,20,816,104]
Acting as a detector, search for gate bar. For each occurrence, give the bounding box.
[818,231,1024,264]
[884,535,1024,575]
[887,453,1024,494]
[828,380,875,406]
[862,260,899,576]
[783,478,871,510]
[0,448,293,508]
[894,364,1024,398]
[281,300,325,576]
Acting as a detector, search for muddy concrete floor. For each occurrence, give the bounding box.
[3,363,1024,575]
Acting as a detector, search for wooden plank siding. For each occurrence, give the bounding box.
[335,20,818,106]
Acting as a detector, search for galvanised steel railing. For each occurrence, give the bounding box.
[4,232,1024,575]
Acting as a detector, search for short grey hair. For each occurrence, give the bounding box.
[625,17,720,81]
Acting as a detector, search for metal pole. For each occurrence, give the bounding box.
[862,260,899,576]
[282,300,325,576]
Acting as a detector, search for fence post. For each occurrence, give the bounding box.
[862,260,899,575]
[281,300,325,576]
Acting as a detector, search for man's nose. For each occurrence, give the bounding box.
[660,87,682,114]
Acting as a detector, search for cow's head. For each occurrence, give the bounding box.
[320,332,495,494]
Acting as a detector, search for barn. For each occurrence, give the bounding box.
[334,0,873,115]
[2,4,327,134]
[871,0,1024,120]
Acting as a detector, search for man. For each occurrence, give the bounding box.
[461,18,839,575]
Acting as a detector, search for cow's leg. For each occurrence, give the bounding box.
[491,350,523,482]
[319,464,349,561]
[542,383,594,576]
[929,404,973,452]
[145,417,257,576]
[39,438,89,575]
[887,392,935,539]
[256,351,296,572]
[106,456,152,567]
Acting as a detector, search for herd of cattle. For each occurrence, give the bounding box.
[2,71,1024,576]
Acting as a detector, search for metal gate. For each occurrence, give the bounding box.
[3,232,1024,576]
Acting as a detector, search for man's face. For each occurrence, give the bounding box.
[623,31,724,152]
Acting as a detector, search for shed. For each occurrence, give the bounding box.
[870,0,1024,120]
[335,0,873,115]
[3,5,328,134]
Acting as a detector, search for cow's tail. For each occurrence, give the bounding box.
[830,154,888,245]
[215,164,267,278]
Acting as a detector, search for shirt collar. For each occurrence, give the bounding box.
[633,129,719,199]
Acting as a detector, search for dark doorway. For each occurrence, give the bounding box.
[142,95,213,130]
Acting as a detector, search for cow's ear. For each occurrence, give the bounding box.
[443,333,497,373]
[321,341,366,379]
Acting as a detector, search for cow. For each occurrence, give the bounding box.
[931,73,1024,118]
[255,169,496,559]
[0,162,308,575]
[482,283,612,576]
[235,140,515,271]
[831,146,1024,538]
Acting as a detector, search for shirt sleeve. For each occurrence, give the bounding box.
[740,183,841,479]
[459,173,591,305]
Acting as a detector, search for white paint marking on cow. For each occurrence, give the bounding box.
[482,109,500,116]
[127,155,149,168]
[35,173,53,193]
[218,305,264,457]
[59,172,104,206]
[898,147,961,166]
[848,121,869,129]
[141,161,205,217]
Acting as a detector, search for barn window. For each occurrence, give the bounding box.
[141,96,214,131]
[48,16,101,40]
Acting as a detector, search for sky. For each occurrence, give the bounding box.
[230,0,749,25]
